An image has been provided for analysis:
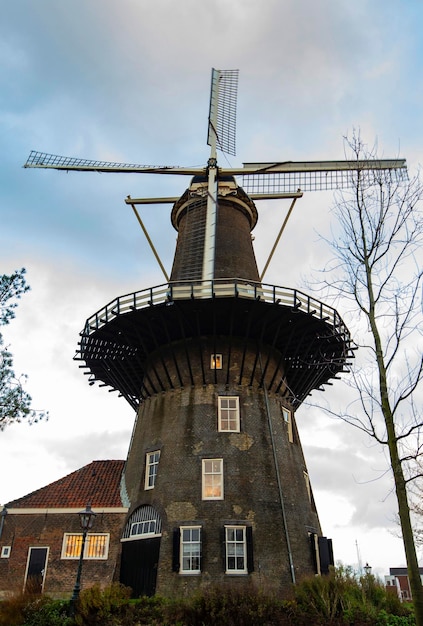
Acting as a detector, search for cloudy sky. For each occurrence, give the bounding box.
[1,0,422,578]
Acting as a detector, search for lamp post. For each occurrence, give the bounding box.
[0,507,7,539]
[69,504,96,617]
[364,562,372,576]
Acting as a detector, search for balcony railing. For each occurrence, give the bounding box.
[82,279,350,341]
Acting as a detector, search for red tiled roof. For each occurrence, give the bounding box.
[6,460,125,509]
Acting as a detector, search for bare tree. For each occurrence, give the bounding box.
[317,133,423,623]
[0,269,48,429]
[408,458,423,548]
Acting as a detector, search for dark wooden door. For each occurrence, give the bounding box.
[25,547,48,593]
[120,537,160,597]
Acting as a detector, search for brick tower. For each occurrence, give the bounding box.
[76,170,351,596]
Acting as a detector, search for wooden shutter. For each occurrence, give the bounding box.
[221,526,226,572]
[318,536,334,575]
[246,526,254,573]
[172,528,180,572]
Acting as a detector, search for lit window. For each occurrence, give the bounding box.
[61,534,109,560]
[1,546,11,558]
[130,519,157,537]
[145,450,160,490]
[282,407,293,443]
[218,396,240,432]
[211,354,222,369]
[225,526,247,574]
[180,526,201,574]
[202,459,223,500]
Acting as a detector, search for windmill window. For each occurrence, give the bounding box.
[61,533,109,560]
[130,519,157,537]
[122,505,162,541]
[304,471,311,502]
[211,354,222,369]
[180,526,201,574]
[218,396,240,432]
[224,526,248,574]
[282,407,293,443]
[145,450,160,489]
[202,458,224,500]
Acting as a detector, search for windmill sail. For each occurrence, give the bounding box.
[207,68,239,157]
[23,71,408,279]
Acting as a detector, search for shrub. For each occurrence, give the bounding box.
[75,583,131,625]
[177,583,289,626]
[293,566,415,626]
[23,598,72,626]
[124,595,170,625]
[0,591,43,626]
[0,571,416,626]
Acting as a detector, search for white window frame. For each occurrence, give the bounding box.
[303,470,311,502]
[202,458,224,500]
[211,354,222,369]
[61,533,110,560]
[225,525,247,574]
[130,519,158,538]
[180,526,201,575]
[282,406,293,443]
[218,396,240,432]
[1,546,11,558]
[145,450,160,490]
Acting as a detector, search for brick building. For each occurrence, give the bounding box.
[385,567,423,601]
[0,460,127,597]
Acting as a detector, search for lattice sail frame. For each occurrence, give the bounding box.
[24,68,408,202]
[241,164,409,194]
[24,151,408,196]
[207,68,239,157]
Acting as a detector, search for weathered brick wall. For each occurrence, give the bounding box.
[0,511,126,597]
[123,339,321,596]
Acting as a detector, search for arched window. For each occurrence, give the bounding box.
[122,505,162,540]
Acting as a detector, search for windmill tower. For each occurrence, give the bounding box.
[25,69,407,597]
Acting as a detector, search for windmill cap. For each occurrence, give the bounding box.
[171,177,258,231]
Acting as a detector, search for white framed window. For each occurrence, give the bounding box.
[225,526,247,574]
[202,458,224,500]
[211,354,222,369]
[282,406,293,443]
[180,526,201,574]
[218,396,240,432]
[122,505,162,541]
[145,450,160,489]
[61,533,109,560]
[303,471,311,502]
[1,546,11,558]
[130,519,157,538]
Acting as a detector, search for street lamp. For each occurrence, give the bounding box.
[364,562,372,576]
[69,504,96,617]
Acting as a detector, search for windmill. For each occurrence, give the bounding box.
[24,70,407,596]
